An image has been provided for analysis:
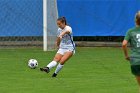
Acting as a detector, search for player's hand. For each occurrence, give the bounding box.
[55,44,59,50]
[56,46,59,49]
[59,35,63,39]
[54,45,59,50]
[55,41,60,50]
[125,56,130,61]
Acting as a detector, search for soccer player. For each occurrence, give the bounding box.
[122,11,140,93]
[40,17,75,77]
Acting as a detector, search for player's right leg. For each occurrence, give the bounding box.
[40,53,63,73]
[136,76,140,93]
[52,50,73,77]
[131,65,140,93]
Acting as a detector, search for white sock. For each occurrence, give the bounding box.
[55,63,64,74]
[47,61,57,69]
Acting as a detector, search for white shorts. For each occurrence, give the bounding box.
[57,48,75,55]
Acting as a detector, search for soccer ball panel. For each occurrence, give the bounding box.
[28,59,38,69]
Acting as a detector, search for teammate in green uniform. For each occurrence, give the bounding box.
[122,11,140,93]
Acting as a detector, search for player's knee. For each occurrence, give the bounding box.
[53,57,61,62]
[59,60,65,65]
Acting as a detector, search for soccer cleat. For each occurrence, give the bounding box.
[40,67,50,73]
[52,73,57,77]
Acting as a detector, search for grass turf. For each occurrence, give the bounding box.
[0,47,138,93]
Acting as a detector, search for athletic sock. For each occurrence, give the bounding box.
[47,61,57,69]
[54,63,64,74]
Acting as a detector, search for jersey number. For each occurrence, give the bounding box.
[136,34,140,47]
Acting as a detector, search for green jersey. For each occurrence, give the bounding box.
[124,27,140,65]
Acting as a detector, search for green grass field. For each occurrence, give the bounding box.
[0,47,138,93]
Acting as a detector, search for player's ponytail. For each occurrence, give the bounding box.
[135,11,140,26]
[57,16,67,25]
[62,17,67,25]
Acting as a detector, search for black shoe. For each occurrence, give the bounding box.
[52,73,57,77]
[40,67,50,73]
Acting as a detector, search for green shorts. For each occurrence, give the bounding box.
[131,65,140,76]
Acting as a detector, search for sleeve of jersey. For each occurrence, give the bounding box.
[124,30,130,41]
[66,26,72,34]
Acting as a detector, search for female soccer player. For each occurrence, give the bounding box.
[122,11,140,92]
[40,17,75,77]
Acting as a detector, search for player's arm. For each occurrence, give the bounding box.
[55,30,70,48]
[56,37,61,48]
[59,30,71,39]
[122,40,130,61]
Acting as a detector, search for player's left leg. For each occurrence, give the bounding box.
[52,51,73,77]
[136,76,140,93]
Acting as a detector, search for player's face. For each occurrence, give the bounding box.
[57,21,65,29]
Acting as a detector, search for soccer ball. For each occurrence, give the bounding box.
[28,59,38,69]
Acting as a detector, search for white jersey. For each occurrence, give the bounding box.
[57,26,75,50]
